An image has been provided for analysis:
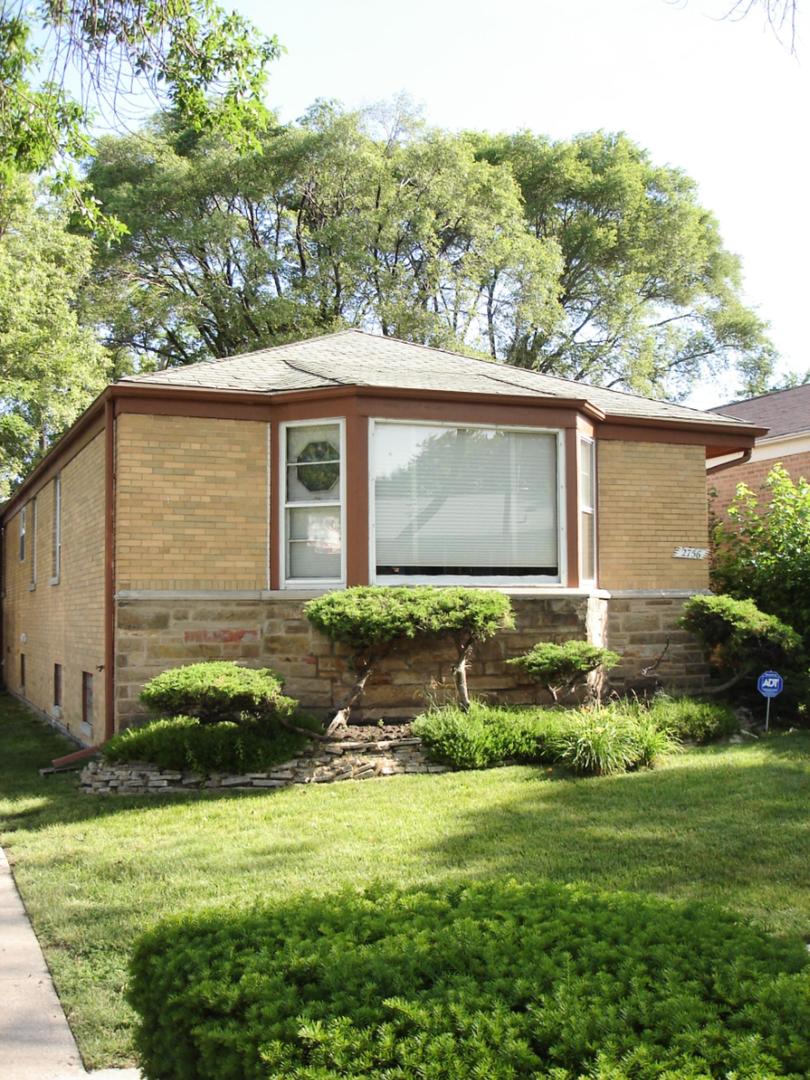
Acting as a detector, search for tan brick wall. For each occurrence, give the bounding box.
[709,451,810,521]
[114,595,596,726]
[2,434,106,743]
[115,414,269,591]
[598,441,709,591]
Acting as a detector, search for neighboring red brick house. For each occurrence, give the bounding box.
[1,331,762,745]
[708,384,810,515]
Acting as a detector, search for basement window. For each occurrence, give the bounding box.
[82,672,93,732]
[54,663,62,709]
[20,654,25,690]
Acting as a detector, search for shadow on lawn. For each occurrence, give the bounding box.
[423,734,810,916]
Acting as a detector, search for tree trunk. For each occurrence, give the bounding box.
[327,660,375,734]
[699,667,750,696]
[453,638,474,713]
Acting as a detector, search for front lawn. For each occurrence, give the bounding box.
[1,692,810,1069]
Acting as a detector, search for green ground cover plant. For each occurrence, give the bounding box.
[129,879,810,1080]
[2,695,810,1069]
[101,715,315,774]
[413,699,684,775]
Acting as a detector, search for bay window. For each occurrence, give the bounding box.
[579,436,596,583]
[282,419,344,583]
[371,421,562,584]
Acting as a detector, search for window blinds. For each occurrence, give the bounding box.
[374,424,558,576]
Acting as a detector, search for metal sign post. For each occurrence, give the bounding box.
[757,671,784,732]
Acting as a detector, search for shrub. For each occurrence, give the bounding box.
[647,694,739,743]
[413,701,678,775]
[305,586,514,723]
[412,702,556,769]
[101,715,315,774]
[712,464,810,643]
[421,587,514,711]
[128,880,810,1080]
[680,594,803,693]
[139,661,297,728]
[509,639,620,702]
[305,586,443,728]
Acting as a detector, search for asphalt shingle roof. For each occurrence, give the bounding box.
[709,383,810,439]
[119,329,754,429]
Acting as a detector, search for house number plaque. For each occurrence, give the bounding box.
[672,546,708,560]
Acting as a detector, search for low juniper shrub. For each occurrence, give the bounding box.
[509,640,620,702]
[128,879,810,1080]
[139,661,297,728]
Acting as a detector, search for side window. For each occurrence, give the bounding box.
[282,420,344,583]
[19,505,26,562]
[52,474,61,582]
[579,437,596,583]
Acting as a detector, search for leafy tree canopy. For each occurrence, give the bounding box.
[0,0,280,232]
[0,179,110,497]
[85,103,774,398]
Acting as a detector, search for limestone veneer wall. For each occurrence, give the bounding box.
[113,591,705,732]
[114,594,600,729]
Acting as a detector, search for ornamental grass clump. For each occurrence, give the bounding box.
[509,639,620,703]
[128,879,810,1080]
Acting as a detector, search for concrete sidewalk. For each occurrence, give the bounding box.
[1,846,141,1080]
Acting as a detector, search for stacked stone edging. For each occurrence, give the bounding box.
[80,736,447,795]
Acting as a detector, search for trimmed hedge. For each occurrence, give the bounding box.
[128,880,810,1080]
[101,715,316,774]
[140,661,297,727]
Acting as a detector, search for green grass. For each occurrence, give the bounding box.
[1,692,810,1069]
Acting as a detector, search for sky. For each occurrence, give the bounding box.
[234,0,808,408]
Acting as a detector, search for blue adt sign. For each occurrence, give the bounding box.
[757,671,784,698]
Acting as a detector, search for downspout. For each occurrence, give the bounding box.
[104,395,115,741]
[706,449,752,475]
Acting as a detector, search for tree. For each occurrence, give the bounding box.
[474,131,775,398]
[724,1,799,52]
[0,180,111,497]
[712,464,810,643]
[84,105,561,369]
[0,0,280,231]
[84,105,773,398]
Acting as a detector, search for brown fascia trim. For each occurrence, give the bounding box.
[1,379,765,520]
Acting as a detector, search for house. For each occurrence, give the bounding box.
[708,384,810,515]
[1,330,763,745]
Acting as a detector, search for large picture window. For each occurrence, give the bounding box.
[281,420,344,583]
[372,421,561,583]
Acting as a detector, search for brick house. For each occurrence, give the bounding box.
[708,384,810,515]
[1,330,762,746]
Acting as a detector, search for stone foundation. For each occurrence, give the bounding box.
[80,736,446,794]
[607,593,708,694]
[114,593,602,729]
[112,590,707,734]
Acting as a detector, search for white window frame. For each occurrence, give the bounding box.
[368,418,567,587]
[578,435,597,585]
[279,417,346,588]
[28,497,37,589]
[51,473,61,585]
[19,505,26,562]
